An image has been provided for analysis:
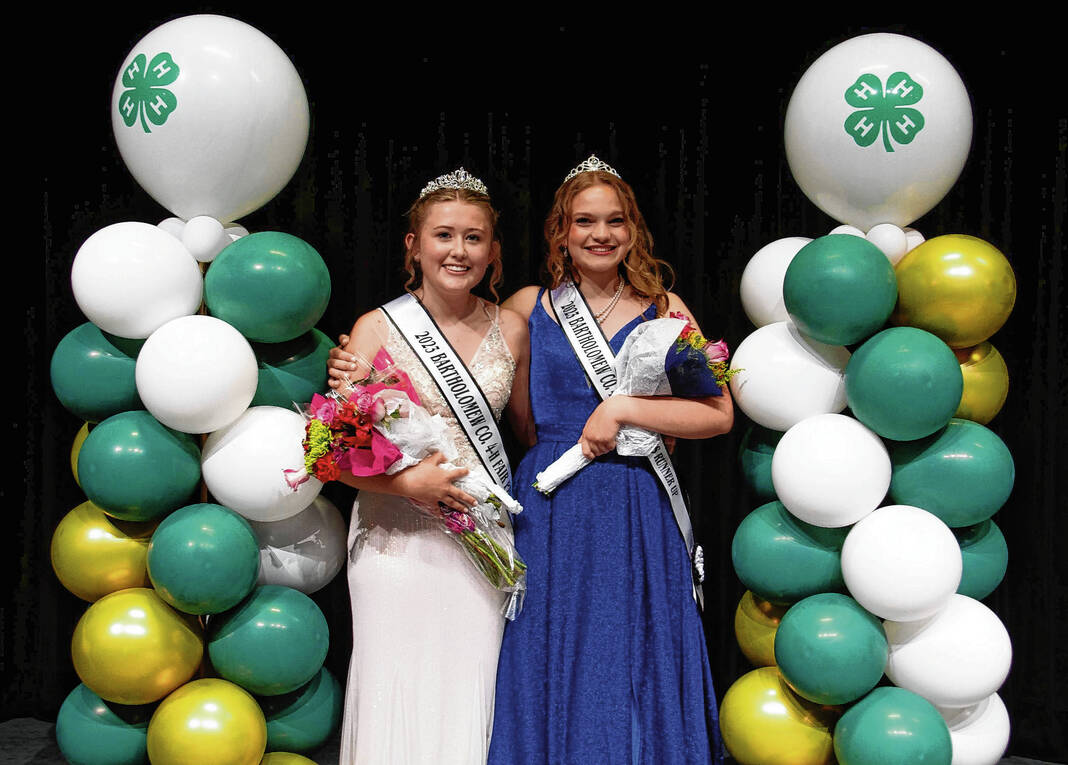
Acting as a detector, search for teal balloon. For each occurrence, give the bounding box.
[738,425,783,501]
[147,503,260,615]
[50,323,143,422]
[956,519,1009,599]
[834,687,952,765]
[208,585,329,696]
[77,411,201,522]
[846,327,963,441]
[731,501,848,605]
[205,232,331,343]
[250,330,333,409]
[774,593,887,705]
[889,418,1015,527]
[261,667,343,753]
[55,683,151,765]
[783,234,898,345]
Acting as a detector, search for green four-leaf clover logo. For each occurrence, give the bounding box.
[843,72,925,153]
[117,52,180,133]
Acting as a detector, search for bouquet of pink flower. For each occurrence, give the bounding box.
[287,348,526,617]
[533,313,739,494]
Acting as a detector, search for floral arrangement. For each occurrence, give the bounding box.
[534,313,738,495]
[287,348,527,617]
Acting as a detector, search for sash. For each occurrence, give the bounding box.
[381,294,512,491]
[549,280,704,606]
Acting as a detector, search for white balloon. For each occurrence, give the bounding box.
[224,223,250,241]
[136,315,257,433]
[937,693,1010,765]
[181,215,232,263]
[729,322,851,431]
[885,595,1012,708]
[201,406,323,522]
[904,226,927,252]
[739,237,812,327]
[866,222,909,265]
[249,495,346,594]
[829,224,865,237]
[70,222,202,339]
[785,33,972,229]
[843,505,962,621]
[771,413,890,527]
[157,216,186,239]
[112,14,309,222]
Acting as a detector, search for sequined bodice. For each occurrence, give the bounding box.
[379,303,515,481]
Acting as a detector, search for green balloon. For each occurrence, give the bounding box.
[834,687,952,765]
[261,667,343,753]
[846,327,963,441]
[208,585,329,696]
[78,411,201,522]
[889,418,1015,527]
[147,503,260,615]
[55,683,151,765]
[250,329,333,409]
[738,425,783,501]
[774,593,887,705]
[783,234,898,345]
[731,501,848,605]
[50,323,143,423]
[956,519,1009,600]
[205,232,331,343]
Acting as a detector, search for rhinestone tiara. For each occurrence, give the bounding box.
[419,167,489,198]
[563,154,621,183]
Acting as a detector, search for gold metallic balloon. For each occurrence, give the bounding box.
[260,754,317,765]
[71,588,203,705]
[954,342,1010,424]
[892,234,1016,348]
[51,501,155,602]
[720,667,840,765]
[734,590,788,668]
[147,679,267,765]
[71,422,91,487]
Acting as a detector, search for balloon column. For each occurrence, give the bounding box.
[49,15,344,764]
[724,32,1014,765]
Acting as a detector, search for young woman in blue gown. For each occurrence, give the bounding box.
[487,157,732,764]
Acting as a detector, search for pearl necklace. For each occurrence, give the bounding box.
[592,278,625,324]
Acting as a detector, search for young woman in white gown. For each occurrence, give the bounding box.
[331,170,530,764]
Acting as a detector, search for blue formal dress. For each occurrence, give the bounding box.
[489,293,723,765]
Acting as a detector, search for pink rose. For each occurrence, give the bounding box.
[312,396,336,425]
[355,391,375,415]
[443,510,476,534]
[705,339,730,363]
[371,396,387,422]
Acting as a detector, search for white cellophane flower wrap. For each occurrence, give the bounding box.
[534,318,688,494]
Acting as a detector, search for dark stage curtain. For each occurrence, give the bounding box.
[12,10,1065,762]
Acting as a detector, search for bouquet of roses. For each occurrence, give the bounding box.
[286,348,526,618]
[533,313,739,495]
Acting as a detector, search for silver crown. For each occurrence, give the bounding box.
[563,154,621,183]
[419,167,489,198]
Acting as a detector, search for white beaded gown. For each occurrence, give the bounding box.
[339,303,516,765]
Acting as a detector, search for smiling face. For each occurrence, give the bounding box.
[405,200,499,298]
[565,183,632,279]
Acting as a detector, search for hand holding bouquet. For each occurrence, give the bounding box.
[287,348,526,617]
[533,314,739,495]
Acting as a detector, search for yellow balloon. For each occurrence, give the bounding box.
[51,501,156,602]
[260,754,317,765]
[71,588,203,704]
[734,590,788,668]
[720,667,839,765]
[892,234,1016,348]
[954,342,1010,424]
[71,422,91,487]
[148,679,266,765]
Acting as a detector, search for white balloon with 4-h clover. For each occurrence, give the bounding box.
[785,33,972,230]
[111,14,309,223]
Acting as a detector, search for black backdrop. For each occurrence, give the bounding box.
[12,8,1066,762]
